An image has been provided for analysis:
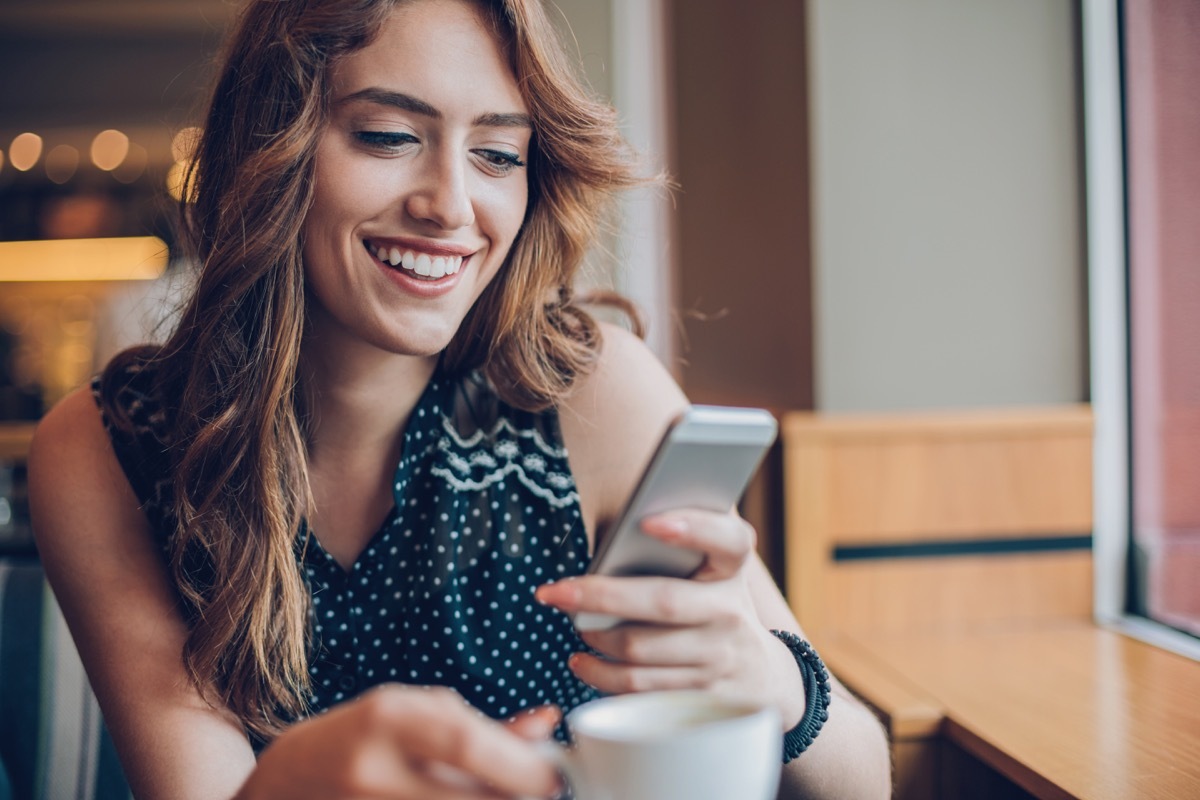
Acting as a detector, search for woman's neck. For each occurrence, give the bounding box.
[297,321,441,568]
[299,330,439,460]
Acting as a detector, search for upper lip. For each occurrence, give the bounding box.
[364,236,477,258]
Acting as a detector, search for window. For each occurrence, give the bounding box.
[1087,0,1200,657]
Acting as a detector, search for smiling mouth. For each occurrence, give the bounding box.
[365,240,466,280]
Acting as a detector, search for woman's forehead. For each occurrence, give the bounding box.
[329,0,526,118]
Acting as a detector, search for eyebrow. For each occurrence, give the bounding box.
[339,88,532,129]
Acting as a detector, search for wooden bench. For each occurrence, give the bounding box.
[778,406,1200,798]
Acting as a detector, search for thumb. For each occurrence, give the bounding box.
[505,705,562,741]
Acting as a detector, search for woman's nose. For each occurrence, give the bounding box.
[405,154,475,231]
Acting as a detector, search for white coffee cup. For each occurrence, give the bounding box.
[545,690,782,800]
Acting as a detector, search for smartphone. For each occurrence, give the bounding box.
[572,404,778,631]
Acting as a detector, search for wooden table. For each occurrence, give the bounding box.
[829,622,1200,800]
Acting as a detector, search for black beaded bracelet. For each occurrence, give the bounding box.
[769,629,831,762]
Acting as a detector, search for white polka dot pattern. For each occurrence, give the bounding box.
[300,373,596,722]
[95,364,598,736]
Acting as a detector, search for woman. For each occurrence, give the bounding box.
[28,0,891,798]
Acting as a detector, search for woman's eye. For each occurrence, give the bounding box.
[474,149,526,175]
[355,131,418,151]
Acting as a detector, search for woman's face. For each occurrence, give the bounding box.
[302,0,531,358]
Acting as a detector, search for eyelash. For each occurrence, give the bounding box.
[355,131,417,149]
[353,131,526,174]
[476,149,526,174]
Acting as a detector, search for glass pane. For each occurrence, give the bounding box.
[1124,0,1200,637]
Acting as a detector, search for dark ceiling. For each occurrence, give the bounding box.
[0,1,237,242]
[0,0,234,160]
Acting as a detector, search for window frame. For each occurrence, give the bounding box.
[1084,0,1200,661]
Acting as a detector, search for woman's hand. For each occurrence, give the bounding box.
[237,685,561,800]
[534,511,807,729]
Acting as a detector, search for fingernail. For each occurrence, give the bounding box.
[648,515,689,540]
[525,706,561,736]
[535,580,580,610]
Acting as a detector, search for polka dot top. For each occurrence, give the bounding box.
[93,357,599,733]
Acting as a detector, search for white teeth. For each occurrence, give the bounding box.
[369,242,465,278]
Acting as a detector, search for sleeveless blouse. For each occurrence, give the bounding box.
[92,358,599,731]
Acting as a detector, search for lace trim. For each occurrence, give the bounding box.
[429,462,580,509]
[431,415,578,508]
[439,415,568,459]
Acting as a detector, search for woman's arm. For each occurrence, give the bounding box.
[29,388,561,800]
[553,324,892,799]
[29,387,259,799]
[746,558,893,799]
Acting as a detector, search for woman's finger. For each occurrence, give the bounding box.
[640,511,755,580]
[366,687,561,799]
[503,705,562,741]
[536,574,724,627]
[417,761,527,800]
[567,651,710,695]
[579,623,715,667]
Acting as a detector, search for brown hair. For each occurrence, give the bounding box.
[101,0,646,741]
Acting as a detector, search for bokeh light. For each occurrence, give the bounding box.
[112,141,148,184]
[166,159,193,202]
[91,129,131,171]
[170,126,203,162]
[45,144,80,184]
[9,132,43,171]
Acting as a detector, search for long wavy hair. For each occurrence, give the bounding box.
[101,0,645,740]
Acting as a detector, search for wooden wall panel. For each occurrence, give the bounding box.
[826,433,1092,542]
[825,552,1093,635]
[785,406,1093,543]
[782,405,1094,635]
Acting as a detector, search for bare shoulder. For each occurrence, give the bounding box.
[29,382,113,469]
[31,389,258,796]
[28,384,162,627]
[560,322,687,429]
[559,322,689,536]
[28,384,140,558]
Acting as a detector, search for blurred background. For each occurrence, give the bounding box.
[0,0,228,421]
[0,0,1089,415]
[0,0,1078,554]
[2,4,1199,798]
[0,0,1195,641]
